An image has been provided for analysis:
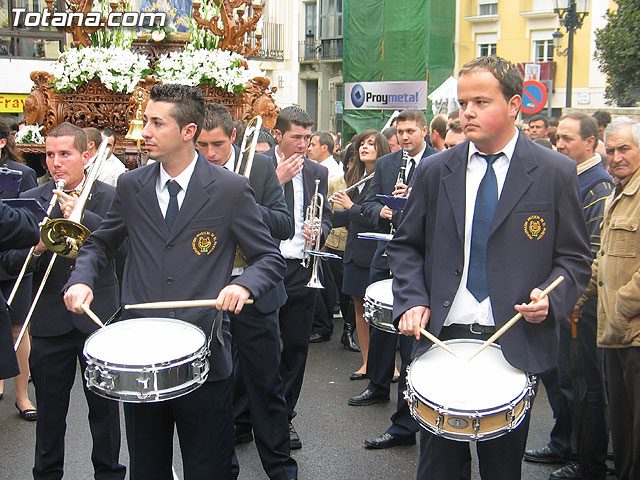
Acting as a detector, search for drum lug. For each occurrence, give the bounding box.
[506,403,517,429]
[192,359,206,382]
[434,409,444,435]
[472,415,481,440]
[98,369,115,391]
[136,370,151,400]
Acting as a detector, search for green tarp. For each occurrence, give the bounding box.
[342,0,455,137]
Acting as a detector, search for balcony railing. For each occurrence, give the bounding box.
[298,38,317,61]
[320,37,343,60]
[247,22,285,61]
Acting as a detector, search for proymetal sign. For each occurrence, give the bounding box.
[344,81,427,110]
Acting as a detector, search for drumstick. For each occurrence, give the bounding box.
[81,303,105,328]
[467,275,565,361]
[124,298,254,310]
[418,328,458,357]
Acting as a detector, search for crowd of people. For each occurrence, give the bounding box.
[0,55,638,480]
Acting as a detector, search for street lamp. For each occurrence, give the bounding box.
[552,0,591,108]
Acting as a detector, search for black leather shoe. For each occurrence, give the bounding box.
[349,372,367,380]
[289,423,302,450]
[524,446,569,464]
[234,428,253,445]
[309,332,330,343]
[550,462,582,479]
[364,432,416,449]
[348,389,389,406]
[391,375,400,383]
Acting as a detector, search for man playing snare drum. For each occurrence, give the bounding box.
[64,84,285,480]
[386,55,592,479]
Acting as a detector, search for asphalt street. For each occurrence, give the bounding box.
[0,317,611,479]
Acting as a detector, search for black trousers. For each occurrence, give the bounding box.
[364,266,395,396]
[386,334,419,438]
[231,305,297,480]
[124,377,233,480]
[30,330,125,480]
[312,247,349,337]
[416,325,533,480]
[279,259,317,419]
[604,346,640,480]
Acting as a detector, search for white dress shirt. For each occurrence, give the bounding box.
[221,147,237,173]
[277,149,306,260]
[444,128,519,327]
[155,153,198,218]
[320,155,343,181]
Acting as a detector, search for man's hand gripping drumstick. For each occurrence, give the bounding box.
[467,275,565,361]
[398,305,457,357]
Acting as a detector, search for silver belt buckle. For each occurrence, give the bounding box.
[469,323,483,335]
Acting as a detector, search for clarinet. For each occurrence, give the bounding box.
[396,148,410,186]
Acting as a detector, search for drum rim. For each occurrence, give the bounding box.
[83,317,208,369]
[364,279,393,310]
[406,339,531,414]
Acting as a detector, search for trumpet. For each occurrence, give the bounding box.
[5,178,67,307]
[328,172,375,203]
[301,179,326,289]
[40,138,111,259]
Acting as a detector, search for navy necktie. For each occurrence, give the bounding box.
[467,153,502,302]
[165,180,181,230]
[405,159,416,184]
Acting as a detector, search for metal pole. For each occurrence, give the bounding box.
[566,25,574,108]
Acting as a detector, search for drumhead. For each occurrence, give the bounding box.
[84,318,206,366]
[365,279,393,309]
[408,339,528,412]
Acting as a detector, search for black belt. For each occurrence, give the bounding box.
[440,323,496,341]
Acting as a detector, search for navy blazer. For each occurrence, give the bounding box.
[66,154,286,382]
[263,146,333,243]
[0,199,40,379]
[332,180,378,268]
[361,145,438,272]
[0,160,38,282]
[1,180,119,337]
[231,144,291,313]
[387,136,593,374]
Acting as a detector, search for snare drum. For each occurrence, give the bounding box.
[84,318,209,403]
[405,339,535,442]
[363,279,396,333]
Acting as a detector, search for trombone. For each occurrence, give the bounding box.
[6,178,66,307]
[14,139,111,351]
[40,138,111,259]
[235,115,262,178]
[233,116,262,270]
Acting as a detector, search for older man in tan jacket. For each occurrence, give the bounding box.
[578,116,640,480]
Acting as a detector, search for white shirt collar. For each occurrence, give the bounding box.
[158,152,198,193]
[222,146,236,172]
[468,128,519,162]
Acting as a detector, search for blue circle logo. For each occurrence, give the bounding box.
[351,84,365,108]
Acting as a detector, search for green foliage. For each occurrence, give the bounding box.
[89,1,134,49]
[594,0,640,106]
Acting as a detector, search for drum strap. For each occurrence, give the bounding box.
[104,306,123,327]
[208,309,225,348]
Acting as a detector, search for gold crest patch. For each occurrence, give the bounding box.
[524,215,547,240]
[192,231,217,255]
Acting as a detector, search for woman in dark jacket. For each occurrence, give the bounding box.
[331,130,389,379]
[0,118,38,420]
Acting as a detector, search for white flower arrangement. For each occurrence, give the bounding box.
[51,47,151,94]
[15,124,45,145]
[154,47,250,94]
